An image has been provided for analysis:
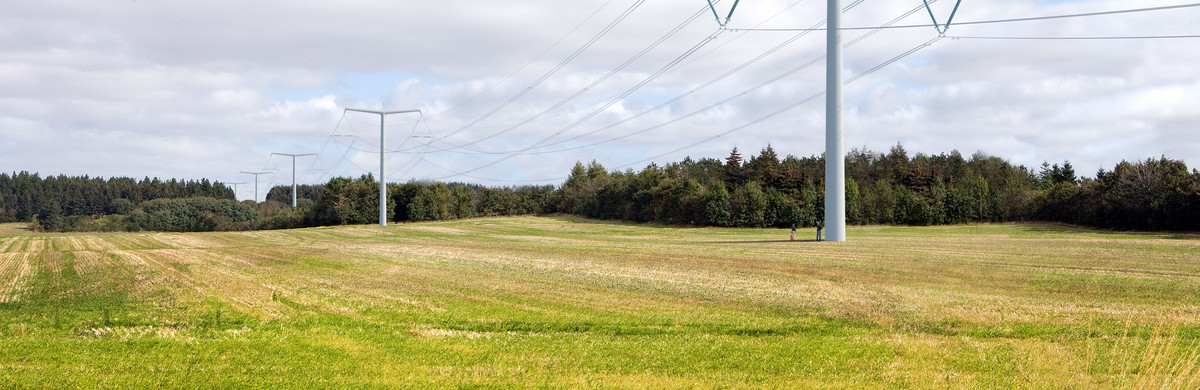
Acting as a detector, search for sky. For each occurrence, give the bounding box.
[1,0,1197,201]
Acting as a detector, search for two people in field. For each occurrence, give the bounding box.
[791,222,823,241]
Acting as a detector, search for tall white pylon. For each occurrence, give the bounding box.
[240,171,273,203]
[344,108,422,227]
[270,153,316,209]
[824,0,846,241]
[226,182,248,200]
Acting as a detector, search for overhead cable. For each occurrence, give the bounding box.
[426,0,875,157]
[428,0,618,119]
[425,0,647,144]
[726,2,1200,32]
[433,35,943,184]
[948,34,1200,40]
[515,0,925,156]
[441,1,713,151]
[614,36,943,172]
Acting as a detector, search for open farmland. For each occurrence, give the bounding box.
[1,217,1199,388]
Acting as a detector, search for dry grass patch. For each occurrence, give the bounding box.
[0,253,33,303]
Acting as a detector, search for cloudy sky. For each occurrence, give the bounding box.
[2,0,1197,201]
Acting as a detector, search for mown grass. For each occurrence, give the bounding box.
[1,217,1199,388]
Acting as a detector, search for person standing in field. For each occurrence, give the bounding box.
[791,224,796,241]
[816,221,823,241]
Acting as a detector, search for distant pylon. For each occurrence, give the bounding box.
[270,153,316,209]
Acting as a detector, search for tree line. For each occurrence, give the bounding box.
[4,145,1199,232]
[251,145,1200,231]
[555,145,1200,231]
[253,176,558,229]
[0,172,237,231]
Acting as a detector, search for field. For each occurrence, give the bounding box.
[1,216,1199,388]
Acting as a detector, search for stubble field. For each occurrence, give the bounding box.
[1,216,1199,388]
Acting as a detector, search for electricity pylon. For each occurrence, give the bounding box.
[270,153,316,209]
[226,181,249,200]
[240,171,274,203]
[825,0,846,241]
[344,108,422,227]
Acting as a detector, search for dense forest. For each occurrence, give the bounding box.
[4,144,1199,232]
[554,145,1200,231]
[0,173,238,231]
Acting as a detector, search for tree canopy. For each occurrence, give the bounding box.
[5,146,1198,232]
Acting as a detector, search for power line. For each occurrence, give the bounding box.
[614,36,943,172]
[420,0,876,159]
[491,0,910,158]
[948,34,1200,40]
[422,0,937,181]
[679,0,811,70]
[430,35,944,185]
[423,30,725,180]
[427,0,618,119]
[438,1,716,152]
[368,0,868,162]
[429,1,1197,182]
[426,0,648,144]
[726,2,1200,32]
[250,1,1196,187]
[270,152,316,208]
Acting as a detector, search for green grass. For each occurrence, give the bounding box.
[2,217,1199,388]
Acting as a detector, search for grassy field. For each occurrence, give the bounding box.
[1,216,1199,388]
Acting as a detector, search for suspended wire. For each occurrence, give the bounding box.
[421,30,724,179]
[310,112,438,183]
[425,0,648,145]
[324,135,358,179]
[425,0,867,158]
[421,1,1197,183]
[419,0,873,160]
[432,34,945,184]
[431,35,943,185]
[948,34,1200,40]
[424,97,615,130]
[437,1,716,152]
[486,0,909,158]
[436,0,862,157]
[680,0,809,69]
[425,24,736,179]
[385,116,433,180]
[246,0,773,185]
[416,157,564,184]
[614,36,943,172]
[427,0,618,119]
[424,0,928,180]
[248,1,1196,187]
[725,2,1200,31]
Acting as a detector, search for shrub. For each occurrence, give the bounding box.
[130,197,260,232]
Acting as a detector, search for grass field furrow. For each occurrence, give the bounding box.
[150,233,226,249]
[30,238,48,253]
[0,253,32,303]
[233,230,305,247]
[65,251,105,288]
[101,234,168,251]
[0,236,19,253]
[109,250,202,299]
[52,237,88,252]
[159,249,284,314]
[7,237,28,253]
[78,236,121,252]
